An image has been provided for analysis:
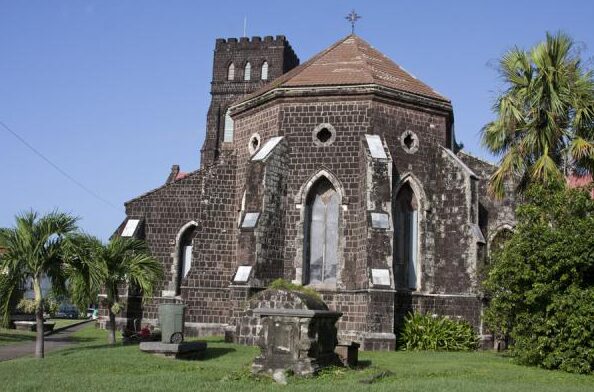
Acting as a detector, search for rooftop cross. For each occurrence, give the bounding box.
[345,10,362,34]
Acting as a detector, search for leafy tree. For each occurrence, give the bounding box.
[484,182,594,373]
[87,237,162,345]
[482,32,594,198]
[0,211,79,359]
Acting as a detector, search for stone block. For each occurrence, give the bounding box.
[139,341,207,360]
[335,342,360,367]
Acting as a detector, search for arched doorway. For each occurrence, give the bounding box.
[304,177,339,285]
[394,183,419,290]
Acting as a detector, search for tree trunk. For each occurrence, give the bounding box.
[33,277,44,359]
[108,307,116,345]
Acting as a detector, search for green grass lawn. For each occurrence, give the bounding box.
[0,319,85,347]
[0,329,35,347]
[49,318,88,329]
[0,326,593,391]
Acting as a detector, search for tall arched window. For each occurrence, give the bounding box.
[261,61,269,80]
[224,109,234,142]
[175,225,196,295]
[395,183,419,289]
[244,62,251,81]
[227,63,235,81]
[304,177,339,285]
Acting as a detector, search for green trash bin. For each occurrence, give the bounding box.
[158,303,186,344]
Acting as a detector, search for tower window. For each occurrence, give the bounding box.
[224,109,234,142]
[261,61,269,80]
[227,63,235,81]
[244,62,251,81]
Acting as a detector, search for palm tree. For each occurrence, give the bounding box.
[482,32,594,198]
[90,237,162,345]
[0,211,78,359]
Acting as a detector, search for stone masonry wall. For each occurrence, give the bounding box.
[373,100,452,293]
[119,151,239,334]
[278,98,373,291]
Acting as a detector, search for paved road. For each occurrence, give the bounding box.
[0,322,92,362]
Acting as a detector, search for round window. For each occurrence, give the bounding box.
[312,123,336,146]
[248,133,261,155]
[400,130,419,154]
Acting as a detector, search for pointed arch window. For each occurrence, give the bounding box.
[395,183,419,289]
[490,228,513,254]
[227,63,235,81]
[261,61,269,80]
[175,225,196,295]
[224,109,234,142]
[244,62,251,81]
[304,177,339,285]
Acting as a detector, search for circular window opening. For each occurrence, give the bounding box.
[400,130,419,154]
[248,133,261,155]
[316,128,332,143]
[403,133,414,149]
[312,123,336,146]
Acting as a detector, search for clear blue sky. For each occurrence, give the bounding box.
[1,0,593,240]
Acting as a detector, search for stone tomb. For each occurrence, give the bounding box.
[249,290,343,377]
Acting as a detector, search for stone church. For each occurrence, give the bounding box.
[110,34,516,350]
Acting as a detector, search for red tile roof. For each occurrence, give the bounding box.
[175,171,189,181]
[239,34,449,104]
[567,175,594,198]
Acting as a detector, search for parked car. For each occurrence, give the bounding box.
[86,307,98,319]
[55,304,78,319]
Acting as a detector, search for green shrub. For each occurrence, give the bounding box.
[268,278,321,301]
[16,298,36,314]
[399,312,478,351]
[484,182,594,374]
[16,297,58,316]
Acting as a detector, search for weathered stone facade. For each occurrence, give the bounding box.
[104,34,516,350]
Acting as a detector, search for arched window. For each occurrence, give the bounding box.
[244,62,251,81]
[227,63,235,81]
[395,183,419,289]
[490,228,513,254]
[261,61,269,80]
[175,225,196,295]
[224,109,234,142]
[304,177,339,285]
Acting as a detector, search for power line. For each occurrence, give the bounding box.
[0,119,119,210]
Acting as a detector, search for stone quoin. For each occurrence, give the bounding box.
[101,34,516,350]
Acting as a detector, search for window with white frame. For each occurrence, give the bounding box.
[261,61,269,80]
[244,62,251,81]
[227,63,235,81]
[224,109,234,142]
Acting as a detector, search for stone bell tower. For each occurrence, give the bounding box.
[200,36,299,168]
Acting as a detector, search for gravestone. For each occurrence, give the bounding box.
[248,289,343,377]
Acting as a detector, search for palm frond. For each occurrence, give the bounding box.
[482,31,594,197]
[530,152,564,183]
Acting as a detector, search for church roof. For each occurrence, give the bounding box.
[238,34,449,105]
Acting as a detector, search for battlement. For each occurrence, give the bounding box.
[215,35,288,47]
[214,35,297,62]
